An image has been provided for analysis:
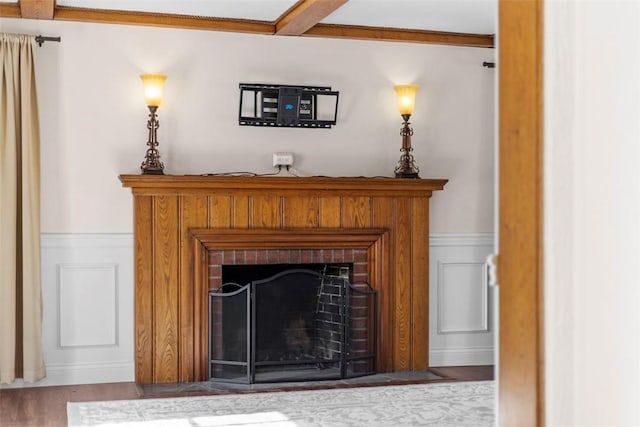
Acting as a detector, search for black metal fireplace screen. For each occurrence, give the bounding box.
[208,268,378,383]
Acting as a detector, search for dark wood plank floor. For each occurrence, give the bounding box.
[1,366,493,427]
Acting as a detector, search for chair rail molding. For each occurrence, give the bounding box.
[429,232,494,247]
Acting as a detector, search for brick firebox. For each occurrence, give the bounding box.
[209,248,369,289]
[208,247,377,382]
[191,228,389,383]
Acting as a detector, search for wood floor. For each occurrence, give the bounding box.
[1,366,493,427]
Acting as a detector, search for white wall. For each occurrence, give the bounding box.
[545,0,640,424]
[1,17,494,234]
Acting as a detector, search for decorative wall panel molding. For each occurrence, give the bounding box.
[437,261,488,334]
[57,263,119,348]
[429,233,496,367]
[31,234,133,387]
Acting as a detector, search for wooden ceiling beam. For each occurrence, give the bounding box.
[53,7,274,34]
[275,0,348,36]
[0,4,22,18]
[304,23,494,48]
[19,0,55,19]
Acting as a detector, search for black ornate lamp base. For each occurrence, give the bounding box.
[140,106,165,175]
[142,166,164,175]
[394,116,420,179]
[395,170,420,179]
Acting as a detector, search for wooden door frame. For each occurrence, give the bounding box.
[498,0,544,425]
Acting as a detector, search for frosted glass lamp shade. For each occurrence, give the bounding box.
[394,84,419,115]
[141,73,167,107]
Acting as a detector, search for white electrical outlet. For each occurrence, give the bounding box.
[273,152,294,167]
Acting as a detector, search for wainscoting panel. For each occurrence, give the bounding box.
[3,234,135,388]
[429,233,495,366]
[437,261,488,334]
[2,232,492,388]
[58,263,119,348]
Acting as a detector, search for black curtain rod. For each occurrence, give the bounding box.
[35,35,61,46]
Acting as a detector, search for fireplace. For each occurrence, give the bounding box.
[208,264,377,383]
[119,175,446,384]
[193,228,387,384]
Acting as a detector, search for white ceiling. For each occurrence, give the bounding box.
[321,0,495,34]
[56,0,300,22]
[54,0,497,35]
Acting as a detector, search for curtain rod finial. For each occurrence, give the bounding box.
[35,35,61,47]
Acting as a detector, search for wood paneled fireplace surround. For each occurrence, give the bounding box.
[120,175,447,384]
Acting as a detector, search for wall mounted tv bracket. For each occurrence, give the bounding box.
[238,83,339,128]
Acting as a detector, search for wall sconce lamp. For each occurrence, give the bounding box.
[140,73,166,175]
[393,84,420,178]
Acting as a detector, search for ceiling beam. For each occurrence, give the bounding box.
[304,24,494,48]
[53,7,274,34]
[0,4,21,18]
[275,0,348,36]
[19,0,55,19]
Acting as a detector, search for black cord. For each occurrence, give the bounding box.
[197,168,396,179]
[200,167,282,177]
[285,165,300,177]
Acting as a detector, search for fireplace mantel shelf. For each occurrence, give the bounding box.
[120,173,447,384]
[119,174,448,197]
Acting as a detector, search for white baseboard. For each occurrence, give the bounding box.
[430,347,495,367]
[0,362,134,389]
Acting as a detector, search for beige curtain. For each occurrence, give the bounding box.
[0,33,45,384]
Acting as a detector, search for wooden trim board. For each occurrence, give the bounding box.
[498,0,544,425]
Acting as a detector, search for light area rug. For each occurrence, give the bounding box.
[67,381,494,427]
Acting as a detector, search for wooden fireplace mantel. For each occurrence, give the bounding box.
[120,174,447,384]
[119,174,448,196]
